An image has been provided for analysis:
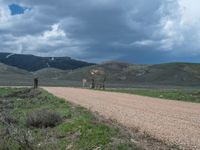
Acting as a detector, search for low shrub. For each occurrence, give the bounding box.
[26,109,62,128]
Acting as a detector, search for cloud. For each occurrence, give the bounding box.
[0,0,200,63]
[42,24,66,40]
[0,23,88,57]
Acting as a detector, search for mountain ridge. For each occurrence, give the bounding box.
[0,52,95,71]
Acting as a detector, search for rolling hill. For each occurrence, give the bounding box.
[40,61,200,86]
[0,63,29,75]
[0,53,95,71]
[1,58,200,86]
[34,68,68,79]
[0,63,33,86]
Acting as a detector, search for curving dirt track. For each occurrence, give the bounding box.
[43,87,200,149]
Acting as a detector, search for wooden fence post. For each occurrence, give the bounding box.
[33,78,39,89]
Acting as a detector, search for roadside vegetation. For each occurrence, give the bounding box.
[103,88,200,103]
[0,88,140,150]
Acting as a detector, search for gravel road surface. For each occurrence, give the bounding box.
[43,87,200,149]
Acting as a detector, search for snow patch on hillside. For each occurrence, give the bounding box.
[6,53,15,58]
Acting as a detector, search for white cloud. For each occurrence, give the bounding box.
[179,0,200,25]
[0,23,87,57]
[0,3,10,23]
[156,0,200,55]
[42,24,66,40]
[133,40,156,46]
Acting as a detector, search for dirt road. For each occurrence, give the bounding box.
[43,87,200,149]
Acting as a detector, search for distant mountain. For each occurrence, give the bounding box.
[0,53,95,71]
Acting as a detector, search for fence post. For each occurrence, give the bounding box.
[33,78,39,89]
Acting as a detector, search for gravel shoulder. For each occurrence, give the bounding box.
[43,87,200,149]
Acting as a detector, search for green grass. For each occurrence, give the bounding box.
[0,87,17,96]
[0,88,139,150]
[103,88,200,103]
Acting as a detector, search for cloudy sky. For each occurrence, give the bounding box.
[0,0,200,63]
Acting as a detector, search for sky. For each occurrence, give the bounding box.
[0,0,200,64]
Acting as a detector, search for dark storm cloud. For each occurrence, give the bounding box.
[0,0,200,63]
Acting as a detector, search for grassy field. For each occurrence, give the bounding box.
[0,88,141,150]
[103,88,200,103]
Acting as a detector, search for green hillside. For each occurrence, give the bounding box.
[0,63,30,75]
[1,61,200,86]
[50,62,200,86]
[0,63,32,86]
[34,68,68,79]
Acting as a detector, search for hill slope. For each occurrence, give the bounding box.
[50,62,200,86]
[1,60,200,86]
[34,68,68,79]
[0,53,95,71]
[0,63,32,85]
[0,63,30,75]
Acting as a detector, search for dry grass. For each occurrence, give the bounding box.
[26,109,62,128]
